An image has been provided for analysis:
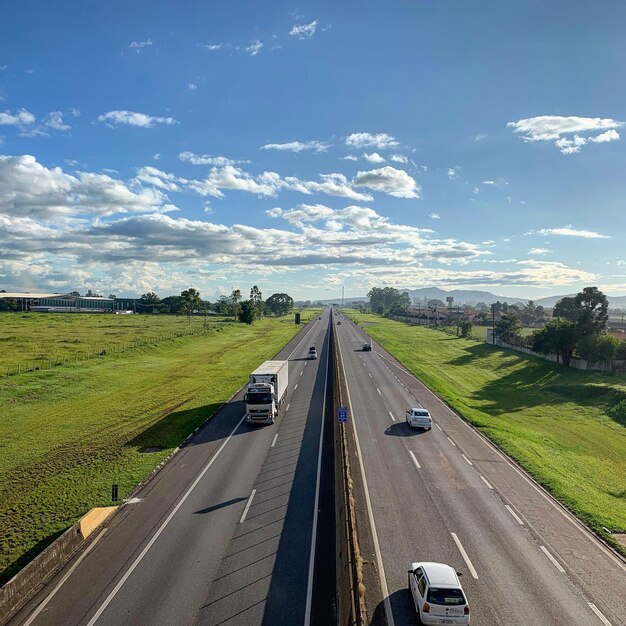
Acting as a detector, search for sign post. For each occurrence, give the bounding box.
[338,406,347,423]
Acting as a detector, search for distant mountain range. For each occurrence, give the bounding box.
[322,287,626,307]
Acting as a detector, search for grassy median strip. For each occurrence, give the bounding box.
[347,312,626,553]
[0,313,313,584]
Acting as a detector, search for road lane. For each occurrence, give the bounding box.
[336,314,625,626]
[9,311,332,626]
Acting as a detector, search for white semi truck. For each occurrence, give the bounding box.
[244,360,289,425]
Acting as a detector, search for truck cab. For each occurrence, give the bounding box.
[245,383,276,425]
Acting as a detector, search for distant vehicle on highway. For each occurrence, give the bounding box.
[406,407,432,430]
[308,346,317,359]
[408,562,470,624]
[362,343,372,351]
[245,360,289,425]
[337,321,341,325]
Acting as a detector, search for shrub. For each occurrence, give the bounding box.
[607,399,626,426]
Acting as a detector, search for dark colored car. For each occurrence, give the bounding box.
[363,343,372,351]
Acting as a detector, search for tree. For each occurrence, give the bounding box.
[532,319,577,366]
[553,296,578,322]
[494,312,522,343]
[616,341,626,360]
[265,293,294,316]
[460,321,473,338]
[574,286,609,336]
[475,302,489,311]
[231,289,242,319]
[180,288,202,323]
[428,299,445,308]
[239,300,256,324]
[0,298,19,312]
[158,295,182,314]
[250,285,264,316]
[139,291,160,313]
[577,334,618,365]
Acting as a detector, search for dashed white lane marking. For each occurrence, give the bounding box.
[368,372,372,378]
[239,489,257,523]
[435,423,443,432]
[388,411,395,422]
[451,532,479,579]
[300,371,303,376]
[462,454,473,467]
[409,450,421,470]
[588,603,614,626]
[377,388,382,395]
[446,436,457,447]
[271,434,278,448]
[294,383,298,390]
[540,545,565,573]
[286,403,291,411]
[480,475,494,490]
[505,504,525,526]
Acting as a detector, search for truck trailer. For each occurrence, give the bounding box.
[244,360,289,425]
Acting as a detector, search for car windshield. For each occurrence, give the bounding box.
[309,347,315,351]
[427,587,465,606]
[246,392,272,404]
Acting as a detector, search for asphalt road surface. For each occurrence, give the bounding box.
[9,311,333,626]
[335,313,626,626]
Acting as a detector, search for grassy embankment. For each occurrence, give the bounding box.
[346,311,626,553]
[0,310,317,584]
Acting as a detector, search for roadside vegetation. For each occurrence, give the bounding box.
[346,311,626,554]
[0,312,314,584]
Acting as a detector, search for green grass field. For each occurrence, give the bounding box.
[346,311,626,553]
[0,312,311,584]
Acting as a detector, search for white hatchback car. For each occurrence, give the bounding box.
[406,407,432,430]
[408,562,470,625]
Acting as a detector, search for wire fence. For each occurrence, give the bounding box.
[2,324,230,378]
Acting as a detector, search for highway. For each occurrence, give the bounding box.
[335,312,626,626]
[8,311,333,626]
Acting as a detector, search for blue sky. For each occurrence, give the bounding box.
[1,0,625,301]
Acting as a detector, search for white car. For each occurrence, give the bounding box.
[406,407,432,430]
[408,562,470,625]
[307,346,317,359]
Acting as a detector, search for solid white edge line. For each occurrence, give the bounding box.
[86,411,249,626]
[337,325,396,626]
[409,450,421,470]
[480,475,494,490]
[539,545,565,573]
[588,603,614,626]
[304,323,330,626]
[239,488,257,524]
[451,532,479,579]
[461,454,473,466]
[435,423,443,431]
[271,434,278,448]
[504,504,525,526]
[376,388,381,395]
[446,436,457,447]
[22,528,108,626]
[388,411,395,422]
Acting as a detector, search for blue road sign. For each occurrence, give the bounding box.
[338,406,348,423]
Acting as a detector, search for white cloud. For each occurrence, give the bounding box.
[352,166,421,199]
[345,132,399,149]
[507,115,623,154]
[341,155,358,161]
[535,225,610,239]
[289,20,318,39]
[178,151,249,166]
[0,108,36,126]
[129,39,154,52]
[44,111,70,131]
[475,133,487,141]
[134,166,182,192]
[98,110,178,128]
[429,212,440,219]
[482,180,495,185]
[153,153,160,160]
[473,187,479,194]
[246,40,263,56]
[261,140,330,153]
[286,173,372,202]
[528,248,550,255]
[363,152,385,163]
[188,83,198,90]
[200,43,222,51]
[447,167,460,180]
[390,154,408,163]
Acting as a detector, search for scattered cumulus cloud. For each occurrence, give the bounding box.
[475,133,487,141]
[507,115,623,154]
[98,110,178,128]
[390,154,408,164]
[261,140,330,153]
[429,213,440,219]
[362,152,385,163]
[341,155,358,161]
[0,108,36,127]
[153,153,161,160]
[534,225,610,239]
[178,151,250,166]
[528,247,550,255]
[289,20,317,39]
[44,111,70,131]
[352,166,421,199]
[188,83,198,90]
[246,40,263,56]
[129,39,154,52]
[345,132,399,149]
[199,43,222,51]
[447,167,460,180]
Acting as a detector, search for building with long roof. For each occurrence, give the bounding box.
[0,292,115,313]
